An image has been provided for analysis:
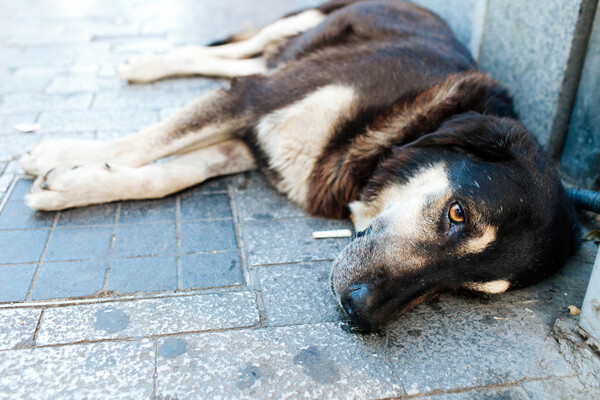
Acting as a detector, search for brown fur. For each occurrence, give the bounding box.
[306,72,514,218]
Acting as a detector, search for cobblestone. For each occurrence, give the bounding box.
[0,308,40,350]
[0,0,597,398]
[36,291,260,345]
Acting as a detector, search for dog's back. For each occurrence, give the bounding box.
[232,0,515,219]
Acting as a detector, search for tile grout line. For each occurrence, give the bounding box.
[152,338,158,400]
[25,211,59,301]
[228,175,268,327]
[228,179,249,287]
[31,309,45,346]
[175,196,182,290]
[102,202,121,291]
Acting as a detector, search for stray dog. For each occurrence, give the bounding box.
[20,0,577,331]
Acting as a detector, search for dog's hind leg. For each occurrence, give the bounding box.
[117,9,326,82]
[20,88,247,176]
[24,139,256,210]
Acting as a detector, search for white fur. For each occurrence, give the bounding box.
[20,90,235,176]
[461,225,497,254]
[349,164,450,231]
[202,10,326,59]
[117,9,325,83]
[464,280,510,294]
[25,140,256,210]
[118,54,267,83]
[256,85,357,207]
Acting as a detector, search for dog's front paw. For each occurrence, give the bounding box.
[20,139,105,176]
[25,165,116,210]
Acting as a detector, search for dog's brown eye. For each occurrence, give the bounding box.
[448,203,464,224]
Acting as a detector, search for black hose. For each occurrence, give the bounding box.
[566,187,600,213]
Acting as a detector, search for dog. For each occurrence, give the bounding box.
[19,0,578,332]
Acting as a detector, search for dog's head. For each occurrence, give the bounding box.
[331,112,577,332]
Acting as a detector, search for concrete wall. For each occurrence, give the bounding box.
[409,0,487,58]
[560,3,600,189]
[413,0,599,189]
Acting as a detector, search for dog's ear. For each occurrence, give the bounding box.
[408,112,519,162]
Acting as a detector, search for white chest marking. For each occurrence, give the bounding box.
[256,85,357,206]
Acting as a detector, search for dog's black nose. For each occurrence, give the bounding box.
[341,283,372,328]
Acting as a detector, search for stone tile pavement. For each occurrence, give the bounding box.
[0,0,599,398]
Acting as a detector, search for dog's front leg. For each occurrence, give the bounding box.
[20,88,247,176]
[25,139,256,210]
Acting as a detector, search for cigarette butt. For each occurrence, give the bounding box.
[312,229,353,239]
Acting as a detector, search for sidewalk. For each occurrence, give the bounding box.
[0,0,598,398]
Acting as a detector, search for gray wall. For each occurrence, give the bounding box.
[561,3,600,189]
[412,0,599,189]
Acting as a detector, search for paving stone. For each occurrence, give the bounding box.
[0,264,36,303]
[236,172,306,220]
[0,229,49,264]
[38,109,158,132]
[0,340,155,399]
[420,386,531,400]
[113,222,177,257]
[179,177,229,195]
[521,376,597,400]
[36,291,259,345]
[258,262,343,326]
[155,322,401,399]
[44,226,113,262]
[560,256,595,282]
[92,89,201,110]
[180,219,238,253]
[108,255,177,293]
[95,129,135,141]
[385,304,574,395]
[150,77,221,94]
[0,76,51,95]
[46,76,120,94]
[572,240,599,265]
[111,37,174,55]
[0,200,54,229]
[12,64,99,80]
[0,132,95,162]
[0,113,39,135]
[119,197,176,224]
[180,193,233,221]
[243,217,351,266]
[477,272,590,311]
[0,174,12,196]
[57,203,117,226]
[31,260,107,300]
[2,160,20,175]
[6,179,32,200]
[181,251,243,289]
[0,308,40,350]
[0,93,93,114]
